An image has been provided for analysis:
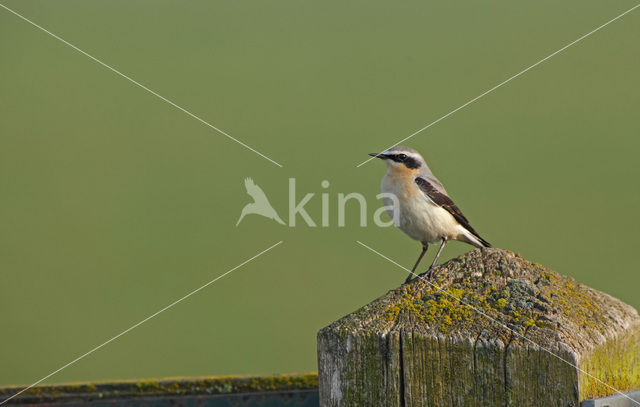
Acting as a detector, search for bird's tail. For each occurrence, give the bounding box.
[460,227,491,248]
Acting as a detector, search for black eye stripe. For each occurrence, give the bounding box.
[390,153,421,169]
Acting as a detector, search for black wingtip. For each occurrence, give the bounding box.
[478,236,492,248]
[468,229,491,248]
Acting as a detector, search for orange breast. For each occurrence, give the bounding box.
[386,166,421,200]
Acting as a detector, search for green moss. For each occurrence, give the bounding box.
[325,248,640,404]
[381,248,621,346]
[385,275,540,337]
[579,329,640,400]
[0,373,319,402]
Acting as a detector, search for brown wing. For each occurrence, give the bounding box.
[414,176,481,238]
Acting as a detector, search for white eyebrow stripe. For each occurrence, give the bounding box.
[384,151,421,161]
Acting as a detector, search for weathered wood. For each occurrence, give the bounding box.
[318,248,640,406]
[0,373,318,406]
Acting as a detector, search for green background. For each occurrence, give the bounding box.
[1,0,639,387]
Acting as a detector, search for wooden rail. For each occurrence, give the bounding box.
[0,373,318,406]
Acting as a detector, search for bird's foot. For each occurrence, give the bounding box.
[416,267,434,281]
[404,273,416,284]
[425,267,434,280]
[404,267,435,285]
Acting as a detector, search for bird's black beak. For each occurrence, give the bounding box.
[369,153,386,159]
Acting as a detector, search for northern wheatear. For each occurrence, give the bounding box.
[369,146,491,283]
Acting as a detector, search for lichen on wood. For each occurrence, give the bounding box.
[0,372,318,404]
[318,248,640,406]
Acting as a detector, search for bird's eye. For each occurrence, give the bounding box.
[397,154,407,161]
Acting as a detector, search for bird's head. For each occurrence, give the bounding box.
[368,146,425,173]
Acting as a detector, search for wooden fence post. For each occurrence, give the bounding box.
[318,248,640,406]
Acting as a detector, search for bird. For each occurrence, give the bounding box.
[369,146,490,283]
[236,178,286,226]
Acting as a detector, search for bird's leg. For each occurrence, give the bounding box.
[405,243,428,284]
[425,238,447,280]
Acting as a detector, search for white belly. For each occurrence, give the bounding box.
[381,174,460,244]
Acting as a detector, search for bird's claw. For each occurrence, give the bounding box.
[425,266,434,280]
[404,267,435,284]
